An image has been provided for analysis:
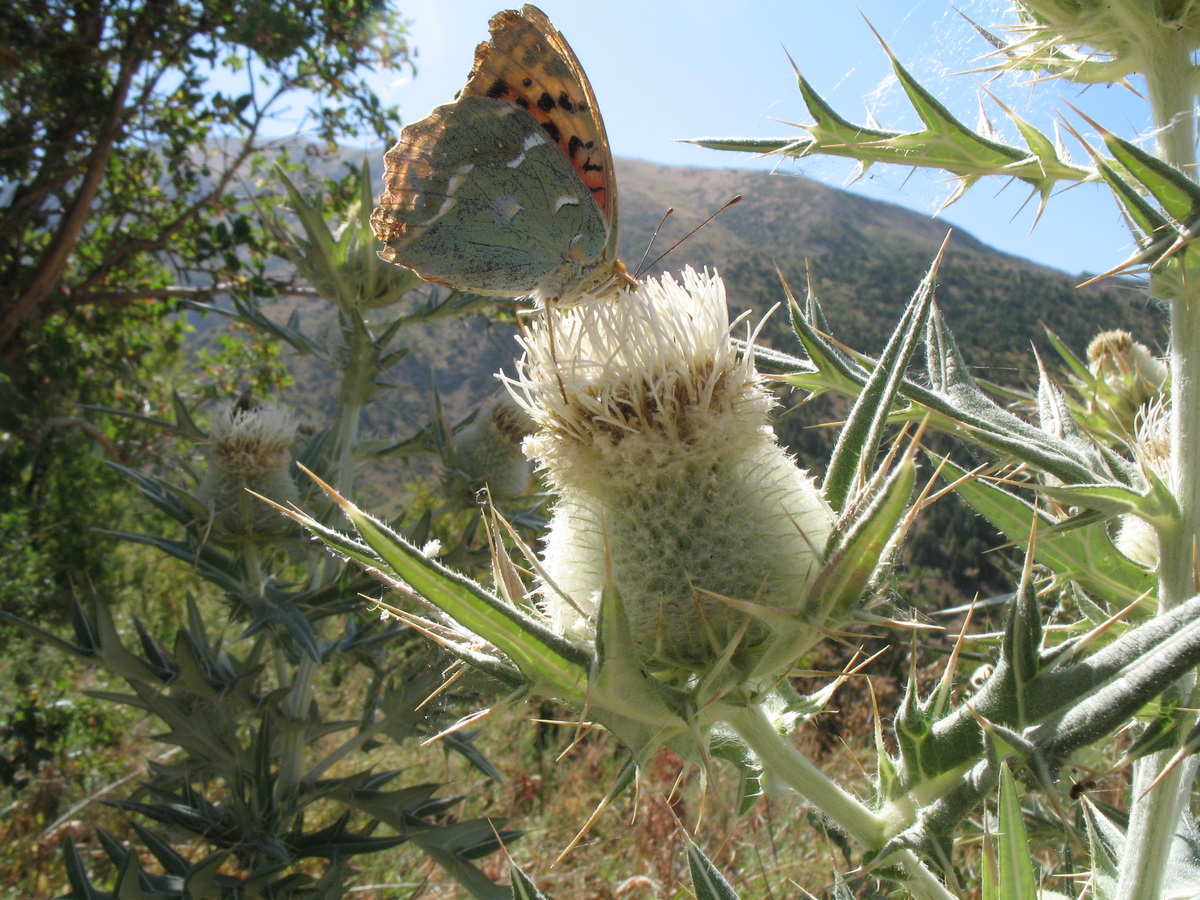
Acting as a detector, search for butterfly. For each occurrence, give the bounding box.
[369,5,635,307]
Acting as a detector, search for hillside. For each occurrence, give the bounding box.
[615,158,1162,367]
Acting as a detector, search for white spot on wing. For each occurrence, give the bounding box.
[421,164,474,225]
[523,133,547,150]
[554,195,581,212]
[495,195,522,223]
[506,150,525,169]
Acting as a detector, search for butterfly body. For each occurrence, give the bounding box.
[371,5,633,306]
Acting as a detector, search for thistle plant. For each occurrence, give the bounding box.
[281,3,1200,898]
[1,163,529,899]
[696,0,1200,895]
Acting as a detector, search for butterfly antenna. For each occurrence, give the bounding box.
[635,207,674,277]
[634,195,742,278]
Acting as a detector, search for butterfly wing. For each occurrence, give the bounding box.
[371,94,610,297]
[372,4,631,304]
[461,5,618,234]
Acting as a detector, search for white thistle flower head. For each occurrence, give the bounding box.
[199,396,301,541]
[1115,395,1170,568]
[1087,330,1167,388]
[206,396,299,477]
[506,267,835,675]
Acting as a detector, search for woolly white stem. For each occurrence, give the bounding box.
[1117,21,1200,900]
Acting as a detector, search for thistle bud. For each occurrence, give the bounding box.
[443,398,536,505]
[1085,330,1167,437]
[198,396,301,542]
[508,268,834,675]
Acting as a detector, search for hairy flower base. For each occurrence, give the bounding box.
[509,268,834,674]
[445,399,534,504]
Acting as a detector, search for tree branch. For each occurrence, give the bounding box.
[0,43,142,348]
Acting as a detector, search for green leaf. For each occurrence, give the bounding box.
[342,501,588,694]
[1038,482,1167,519]
[286,478,588,697]
[824,247,938,511]
[591,582,691,759]
[1026,594,1200,756]
[508,862,553,900]
[997,763,1039,899]
[61,838,107,900]
[1082,803,1121,900]
[684,136,798,154]
[688,45,1090,195]
[814,456,915,624]
[687,836,742,900]
[936,455,1155,609]
[1101,128,1200,223]
[1002,549,1043,726]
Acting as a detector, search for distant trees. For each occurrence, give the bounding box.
[0,0,409,617]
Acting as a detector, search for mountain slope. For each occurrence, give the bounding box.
[615,158,1162,367]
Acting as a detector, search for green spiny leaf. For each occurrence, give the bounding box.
[997,763,1039,899]
[508,862,552,899]
[936,455,1155,609]
[687,836,742,900]
[824,249,937,511]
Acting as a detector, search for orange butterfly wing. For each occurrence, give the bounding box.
[459,5,618,225]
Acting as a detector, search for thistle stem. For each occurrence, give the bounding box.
[276,654,317,804]
[1117,21,1200,900]
[724,702,885,850]
[724,704,962,893]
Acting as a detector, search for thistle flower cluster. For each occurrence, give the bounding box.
[1085,329,1168,436]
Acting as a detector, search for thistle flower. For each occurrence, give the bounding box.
[506,267,834,676]
[442,398,535,506]
[1116,395,1170,568]
[1085,329,1168,436]
[198,396,301,542]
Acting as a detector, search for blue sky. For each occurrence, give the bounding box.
[350,0,1157,276]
